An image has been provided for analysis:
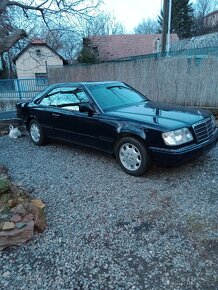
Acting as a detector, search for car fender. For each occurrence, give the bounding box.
[26,114,39,128]
[116,124,147,141]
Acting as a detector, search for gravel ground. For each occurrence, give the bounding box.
[0,135,217,290]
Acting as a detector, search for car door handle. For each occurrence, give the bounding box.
[52,113,60,117]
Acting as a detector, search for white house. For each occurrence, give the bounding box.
[14,38,66,82]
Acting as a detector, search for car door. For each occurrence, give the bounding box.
[35,87,72,138]
[48,87,116,149]
[55,108,98,145]
[46,86,85,140]
[30,90,60,137]
[36,85,117,150]
[75,111,118,152]
[62,88,106,146]
[42,86,95,144]
[56,107,117,152]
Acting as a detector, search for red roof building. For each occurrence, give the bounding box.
[83,34,179,62]
[30,38,47,45]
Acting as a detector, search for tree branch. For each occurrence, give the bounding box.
[0,29,27,54]
[0,0,102,54]
[0,0,44,13]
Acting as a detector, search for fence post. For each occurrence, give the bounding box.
[16,79,22,99]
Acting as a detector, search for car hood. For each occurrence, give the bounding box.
[106,101,211,131]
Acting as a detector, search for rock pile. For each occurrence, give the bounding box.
[0,164,46,251]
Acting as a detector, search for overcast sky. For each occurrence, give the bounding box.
[103,0,196,33]
[103,0,162,32]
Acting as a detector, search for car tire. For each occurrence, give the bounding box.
[115,137,152,176]
[29,119,45,146]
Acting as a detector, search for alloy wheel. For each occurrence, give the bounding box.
[119,142,142,171]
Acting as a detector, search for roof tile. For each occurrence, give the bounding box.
[87,34,179,61]
[31,38,46,44]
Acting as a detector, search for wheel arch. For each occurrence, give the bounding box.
[26,116,37,130]
[113,130,147,153]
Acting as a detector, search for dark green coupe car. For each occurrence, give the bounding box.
[17,81,218,176]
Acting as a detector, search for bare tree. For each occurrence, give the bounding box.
[36,11,125,63]
[78,12,125,36]
[193,0,218,35]
[40,26,82,61]
[76,12,125,63]
[134,18,160,34]
[0,0,101,55]
[194,0,218,17]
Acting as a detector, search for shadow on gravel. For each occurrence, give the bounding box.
[48,139,216,179]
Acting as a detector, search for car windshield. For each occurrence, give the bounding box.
[87,83,148,111]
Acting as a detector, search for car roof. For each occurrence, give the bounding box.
[32,81,126,102]
[48,81,123,88]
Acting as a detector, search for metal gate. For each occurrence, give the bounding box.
[0,78,49,99]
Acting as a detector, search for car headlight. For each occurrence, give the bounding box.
[212,115,217,129]
[162,128,193,146]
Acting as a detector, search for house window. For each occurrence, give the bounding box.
[36,49,41,57]
[35,73,48,86]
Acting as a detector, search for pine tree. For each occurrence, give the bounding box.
[159,0,194,39]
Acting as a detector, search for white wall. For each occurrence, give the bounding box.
[15,45,64,79]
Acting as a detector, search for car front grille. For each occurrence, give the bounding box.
[192,117,215,143]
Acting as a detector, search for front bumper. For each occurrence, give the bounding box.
[150,128,218,166]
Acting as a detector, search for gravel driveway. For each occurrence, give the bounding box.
[0,135,217,290]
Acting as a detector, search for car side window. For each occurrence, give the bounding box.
[39,87,89,111]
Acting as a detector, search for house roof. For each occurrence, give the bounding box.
[30,38,47,44]
[171,32,218,51]
[14,38,67,64]
[204,10,218,19]
[85,34,179,61]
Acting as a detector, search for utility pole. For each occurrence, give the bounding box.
[161,0,168,54]
[166,0,173,55]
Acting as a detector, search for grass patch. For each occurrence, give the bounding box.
[0,193,11,204]
[0,179,10,194]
